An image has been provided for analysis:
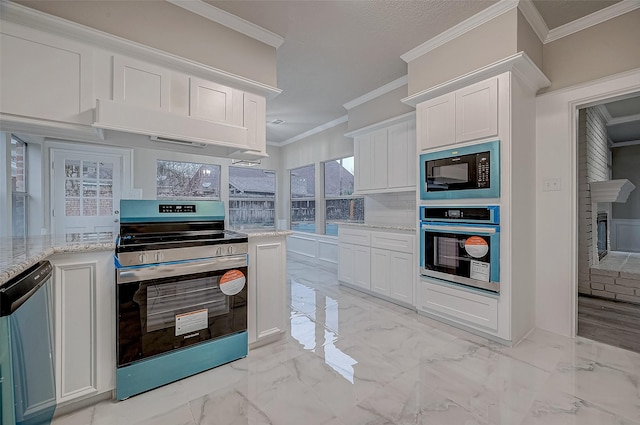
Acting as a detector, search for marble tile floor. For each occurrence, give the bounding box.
[53,257,640,425]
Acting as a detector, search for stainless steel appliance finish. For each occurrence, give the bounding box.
[114,200,249,400]
[420,206,501,293]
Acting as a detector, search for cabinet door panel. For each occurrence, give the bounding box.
[455,77,498,143]
[354,135,372,191]
[387,121,410,188]
[243,92,267,153]
[113,56,171,111]
[389,252,413,304]
[255,242,285,339]
[417,93,455,151]
[371,248,390,296]
[353,246,371,290]
[338,244,355,284]
[371,129,388,189]
[189,77,243,125]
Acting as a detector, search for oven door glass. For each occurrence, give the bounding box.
[117,265,247,367]
[421,225,500,290]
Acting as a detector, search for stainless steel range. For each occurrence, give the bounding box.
[114,200,248,400]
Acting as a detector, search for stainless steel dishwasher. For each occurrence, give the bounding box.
[1,260,56,425]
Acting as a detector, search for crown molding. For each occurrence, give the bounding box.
[0,0,282,98]
[166,0,284,49]
[342,75,408,110]
[401,0,519,63]
[545,0,640,43]
[517,0,549,43]
[344,112,415,138]
[608,112,640,126]
[402,52,550,107]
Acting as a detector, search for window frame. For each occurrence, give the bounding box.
[10,135,29,241]
[289,163,316,233]
[323,156,363,236]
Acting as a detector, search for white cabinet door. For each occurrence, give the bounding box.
[370,248,390,296]
[189,77,243,126]
[387,120,416,189]
[455,77,498,143]
[253,240,286,343]
[354,135,371,192]
[389,251,414,305]
[243,92,267,154]
[417,92,455,151]
[51,252,114,405]
[353,245,371,290]
[371,129,389,190]
[338,243,355,285]
[113,56,171,112]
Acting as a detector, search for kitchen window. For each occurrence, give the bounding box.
[11,136,28,241]
[157,160,221,200]
[228,166,276,229]
[324,156,363,236]
[290,164,315,233]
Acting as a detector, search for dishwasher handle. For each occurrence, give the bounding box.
[0,261,53,317]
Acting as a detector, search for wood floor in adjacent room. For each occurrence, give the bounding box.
[578,294,640,354]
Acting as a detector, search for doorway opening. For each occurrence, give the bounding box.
[576,92,640,353]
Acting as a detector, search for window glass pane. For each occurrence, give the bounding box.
[11,137,26,193]
[228,166,276,229]
[324,157,354,197]
[325,198,364,235]
[157,160,221,199]
[12,193,28,240]
[290,164,315,233]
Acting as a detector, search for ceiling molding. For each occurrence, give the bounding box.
[268,115,348,148]
[402,52,550,107]
[517,0,549,43]
[401,0,519,63]
[166,0,284,48]
[344,112,415,138]
[545,0,640,43]
[342,75,408,110]
[611,139,640,148]
[608,112,640,126]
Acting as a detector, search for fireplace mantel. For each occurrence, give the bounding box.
[590,179,636,204]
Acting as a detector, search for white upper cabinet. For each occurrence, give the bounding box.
[417,93,455,151]
[243,92,267,154]
[0,23,93,125]
[189,77,243,126]
[418,76,498,151]
[113,56,171,112]
[455,77,498,143]
[350,114,416,193]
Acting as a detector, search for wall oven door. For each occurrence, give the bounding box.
[116,254,247,367]
[420,223,500,292]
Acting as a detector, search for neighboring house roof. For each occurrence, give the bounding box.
[229,175,275,195]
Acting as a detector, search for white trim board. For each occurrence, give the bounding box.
[166,0,284,49]
[268,115,348,148]
[343,76,408,110]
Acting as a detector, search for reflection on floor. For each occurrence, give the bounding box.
[54,257,640,425]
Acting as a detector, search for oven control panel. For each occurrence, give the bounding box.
[116,242,249,267]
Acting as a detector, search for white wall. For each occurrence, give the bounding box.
[535,69,640,337]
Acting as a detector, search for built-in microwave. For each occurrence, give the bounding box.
[420,205,500,292]
[420,140,500,200]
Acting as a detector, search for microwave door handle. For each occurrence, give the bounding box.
[421,224,497,235]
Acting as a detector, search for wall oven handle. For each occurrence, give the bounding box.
[116,254,248,285]
[421,224,498,235]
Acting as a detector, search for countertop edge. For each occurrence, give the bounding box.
[243,230,294,238]
[335,222,416,232]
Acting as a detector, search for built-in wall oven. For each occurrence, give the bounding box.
[420,205,500,292]
[115,200,248,400]
[420,140,500,200]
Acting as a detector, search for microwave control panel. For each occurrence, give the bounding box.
[476,153,491,187]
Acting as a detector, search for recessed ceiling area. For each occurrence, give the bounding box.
[602,93,640,145]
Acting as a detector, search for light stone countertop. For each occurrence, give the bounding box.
[239,229,294,238]
[0,236,115,286]
[335,222,416,232]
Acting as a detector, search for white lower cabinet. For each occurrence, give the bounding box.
[49,251,115,406]
[338,226,415,306]
[417,277,498,332]
[247,235,287,347]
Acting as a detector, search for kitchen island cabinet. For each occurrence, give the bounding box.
[243,230,292,348]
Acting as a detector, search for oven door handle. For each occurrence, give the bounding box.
[421,224,498,235]
[116,254,248,284]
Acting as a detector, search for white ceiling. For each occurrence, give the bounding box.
[204,0,625,145]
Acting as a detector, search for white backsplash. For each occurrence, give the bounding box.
[364,192,416,228]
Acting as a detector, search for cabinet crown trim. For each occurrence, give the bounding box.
[402,52,550,107]
[0,0,282,99]
[344,112,416,138]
